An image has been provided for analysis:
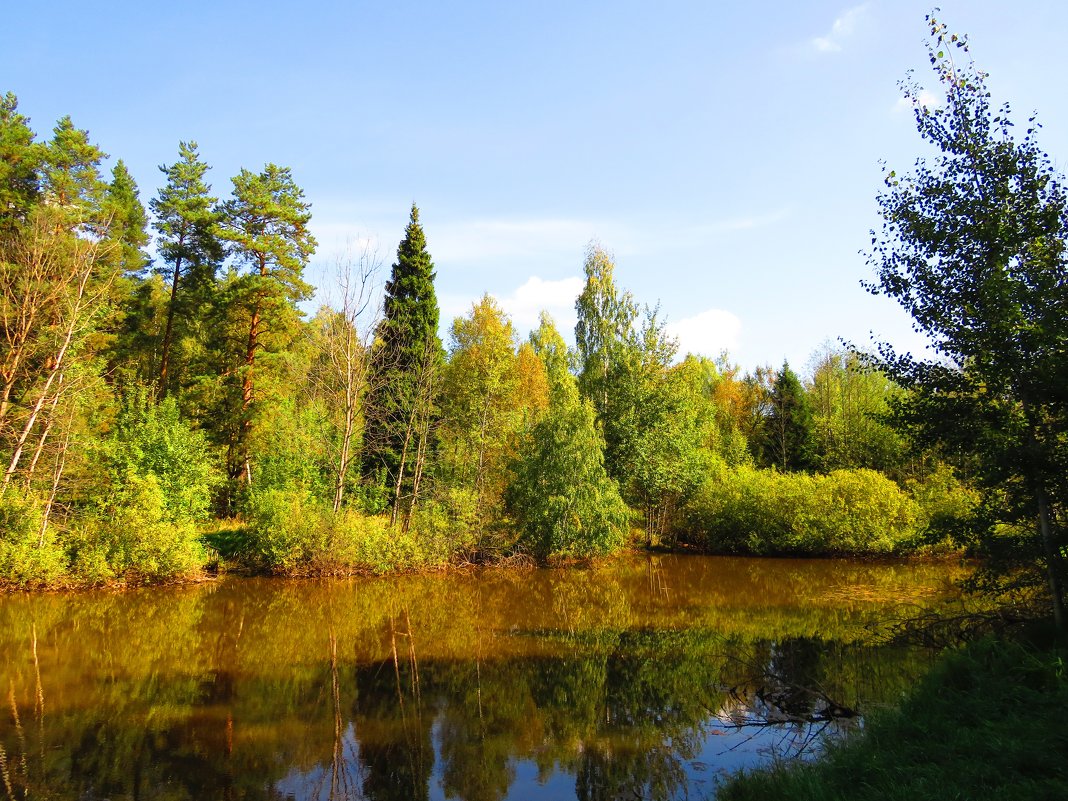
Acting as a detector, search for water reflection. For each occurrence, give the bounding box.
[0,555,967,800]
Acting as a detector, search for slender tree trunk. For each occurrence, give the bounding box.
[332,327,359,514]
[391,414,415,527]
[237,295,262,485]
[3,259,92,492]
[473,401,491,534]
[333,399,354,514]
[1037,489,1066,633]
[405,417,429,533]
[157,248,185,399]
[26,374,63,479]
[39,406,74,546]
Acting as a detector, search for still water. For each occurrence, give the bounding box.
[0,555,967,800]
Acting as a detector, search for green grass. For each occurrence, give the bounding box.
[720,635,1068,801]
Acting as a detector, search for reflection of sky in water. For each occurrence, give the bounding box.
[270,691,859,799]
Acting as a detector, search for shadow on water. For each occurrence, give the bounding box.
[0,555,969,800]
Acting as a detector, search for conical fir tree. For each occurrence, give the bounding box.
[104,160,151,275]
[362,204,443,511]
[761,361,816,471]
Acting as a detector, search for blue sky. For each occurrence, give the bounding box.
[4,1,1067,373]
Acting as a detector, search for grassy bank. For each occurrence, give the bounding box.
[720,636,1068,801]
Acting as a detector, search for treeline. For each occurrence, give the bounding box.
[0,94,972,586]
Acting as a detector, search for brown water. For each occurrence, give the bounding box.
[0,554,968,800]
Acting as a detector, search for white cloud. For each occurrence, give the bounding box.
[500,275,584,338]
[440,275,584,341]
[809,4,868,54]
[893,89,942,113]
[667,309,742,359]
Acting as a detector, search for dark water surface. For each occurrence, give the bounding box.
[0,555,968,800]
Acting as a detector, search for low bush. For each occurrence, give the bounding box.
[0,492,66,587]
[69,472,209,583]
[680,465,919,556]
[905,463,980,550]
[242,488,460,575]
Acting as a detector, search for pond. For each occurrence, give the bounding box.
[0,554,968,800]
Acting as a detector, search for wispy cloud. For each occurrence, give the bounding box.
[667,308,742,359]
[809,4,869,54]
[697,207,791,235]
[430,218,625,264]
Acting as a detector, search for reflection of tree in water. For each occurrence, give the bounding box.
[0,567,953,801]
[576,742,691,801]
[351,615,433,801]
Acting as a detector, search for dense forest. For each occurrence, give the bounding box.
[0,89,981,590]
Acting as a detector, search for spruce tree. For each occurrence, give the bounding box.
[362,204,443,517]
[104,160,150,275]
[761,361,816,471]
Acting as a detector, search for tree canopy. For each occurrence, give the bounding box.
[865,15,1068,628]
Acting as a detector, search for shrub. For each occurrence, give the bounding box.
[70,472,208,582]
[906,464,980,550]
[681,466,920,556]
[0,493,66,586]
[242,488,328,571]
[105,392,222,522]
[242,488,453,574]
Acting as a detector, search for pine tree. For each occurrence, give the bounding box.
[40,116,107,232]
[362,204,443,521]
[219,164,316,484]
[150,142,223,398]
[0,93,42,233]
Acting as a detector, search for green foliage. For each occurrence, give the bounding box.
[245,392,333,498]
[439,296,545,547]
[150,140,224,399]
[241,487,325,571]
[362,203,444,490]
[906,463,981,550]
[682,465,919,555]
[242,488,450,574]
[574,244,639,481]
[39,115,107,231]
[0,492,65,586]
[759,361,816,471]
[0,92,43,230]
[506,315,630,561]
[103,159,150,275]
[218,163,317,483]
[70,472,208,583]
[865,16,1068,625]
[104,390,222,523]
[808,346,907,475]
[221,164,317,297]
